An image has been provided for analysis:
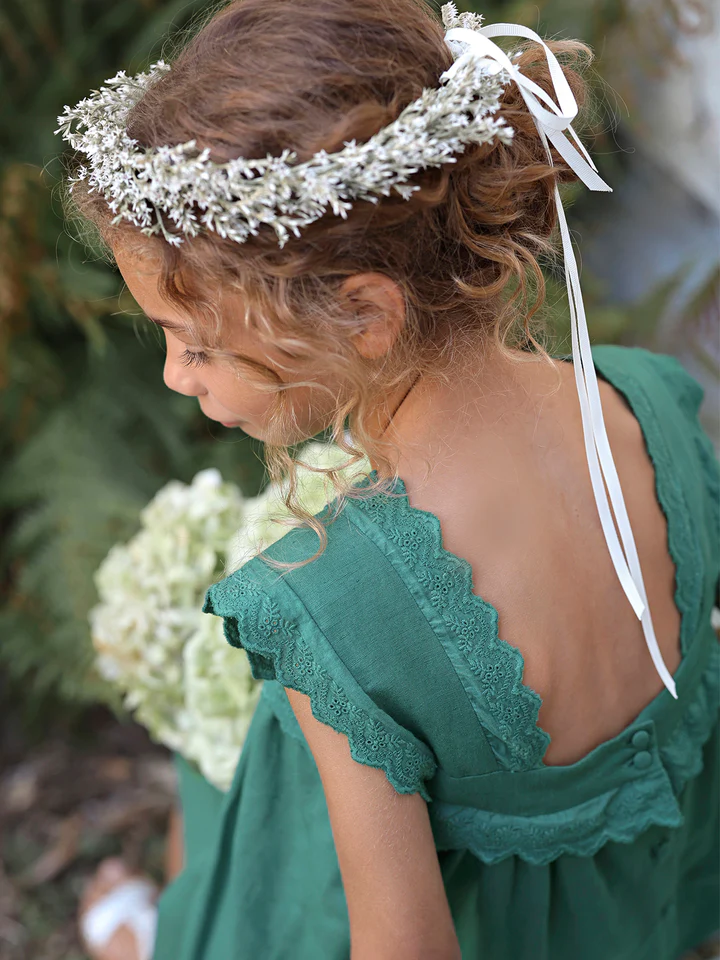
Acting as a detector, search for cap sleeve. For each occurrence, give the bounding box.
[202,555,438,801]
[647,351,706,420]
[648,352,719,526]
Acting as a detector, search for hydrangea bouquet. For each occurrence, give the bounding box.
[90,442,369,791]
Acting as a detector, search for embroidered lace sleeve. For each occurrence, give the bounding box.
[648,350,719,577]
[202,556,438,802]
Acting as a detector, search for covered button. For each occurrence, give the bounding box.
[631,730,650,749]
[633,750,652,770]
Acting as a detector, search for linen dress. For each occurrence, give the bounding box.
[153,344,720,960]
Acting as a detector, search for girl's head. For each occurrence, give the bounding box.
[66,0,594,560]
[113,240,407,446]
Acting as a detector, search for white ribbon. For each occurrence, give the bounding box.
[443,23,678,699]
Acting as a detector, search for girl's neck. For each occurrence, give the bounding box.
[367,343,562,479]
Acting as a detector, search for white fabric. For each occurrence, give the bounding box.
[443,23,678,698]
[81,877,158,960]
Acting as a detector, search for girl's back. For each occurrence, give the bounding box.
[392,349,684,766]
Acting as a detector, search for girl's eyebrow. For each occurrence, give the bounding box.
[147,315,187,331]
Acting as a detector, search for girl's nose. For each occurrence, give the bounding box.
[163,353,205,398]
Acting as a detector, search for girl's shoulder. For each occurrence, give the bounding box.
[589,344,718,573]
[590,343,706,419]
[202,500,454,802]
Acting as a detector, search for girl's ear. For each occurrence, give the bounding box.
[341,273,406,360]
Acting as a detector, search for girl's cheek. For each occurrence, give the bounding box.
[210,371,328,440]
[212,374,276,421]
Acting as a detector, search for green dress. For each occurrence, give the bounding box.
[154,345,720,960]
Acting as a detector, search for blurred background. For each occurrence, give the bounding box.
[0,0,718,956]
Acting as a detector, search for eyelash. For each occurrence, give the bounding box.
[179,348,209,368]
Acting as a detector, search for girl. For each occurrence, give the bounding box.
[59,1,719,958]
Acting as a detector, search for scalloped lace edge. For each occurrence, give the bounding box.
[203,574,437,801]
[660,641,720,795]
[431,778,684,866]
[349,472,551,771]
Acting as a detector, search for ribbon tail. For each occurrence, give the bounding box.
[562,237,647,621]
[554,183,678,699]
[566,123,601,174]
[545,127,613,193]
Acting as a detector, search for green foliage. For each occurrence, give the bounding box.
[0,0,266,714]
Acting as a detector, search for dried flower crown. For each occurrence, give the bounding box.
[55,3,514,247]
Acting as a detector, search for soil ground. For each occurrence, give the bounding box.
[0,688,174,960]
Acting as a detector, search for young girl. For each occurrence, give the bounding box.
[59,1,719,958]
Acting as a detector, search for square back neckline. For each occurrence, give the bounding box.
[354,345,700,770]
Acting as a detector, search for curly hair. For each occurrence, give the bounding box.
[65,0,597,570]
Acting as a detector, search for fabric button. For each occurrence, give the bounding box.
[631,730,650,749]
[633,750,652,770]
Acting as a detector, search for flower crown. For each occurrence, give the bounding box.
[55,3,514,247]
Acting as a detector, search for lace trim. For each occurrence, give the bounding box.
[203,571,437,801]
[348,475,551,771]
[421,347,718,863]
[660,641,720,794]
[593,347,707,649]
[201,345,717,863]
[337,346,717,861]
[430,763,684,866]
[651,353,720,575]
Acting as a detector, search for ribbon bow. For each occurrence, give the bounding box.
[443,23,678,699]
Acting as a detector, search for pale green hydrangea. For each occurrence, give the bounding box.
[90,442,369,791]
[227,441,370,570]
